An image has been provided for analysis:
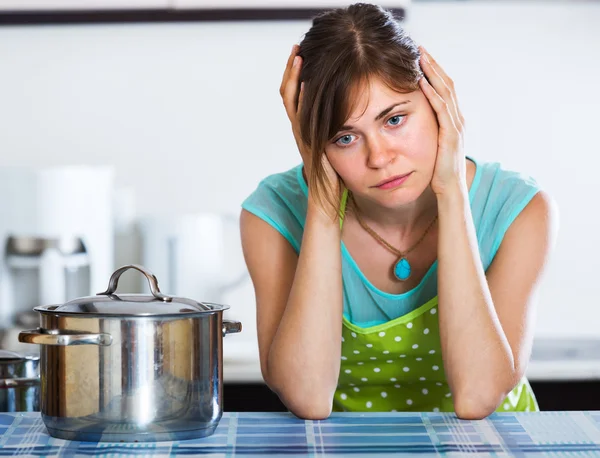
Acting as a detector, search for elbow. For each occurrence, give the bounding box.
[452,386,510,420]
[288,399,333,421]
[273,383,333,420]
[262,356,337,420]
[264,373,334,420]
[453,397,496,420]
[453,370,520,420]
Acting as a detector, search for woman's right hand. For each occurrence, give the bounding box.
[280,45,342,218]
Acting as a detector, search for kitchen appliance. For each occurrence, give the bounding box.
[0,166,114,344]
[18,264,242,442]
[139,213,248,318]
[0,350,40,412]
[5,235,91,312]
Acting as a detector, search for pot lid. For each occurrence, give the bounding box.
[35,265,227,317]
[43,295,225,317]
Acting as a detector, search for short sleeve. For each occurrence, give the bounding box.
[471,163,540,270]
[241,165,307,254]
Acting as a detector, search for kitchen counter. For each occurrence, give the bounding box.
[526,338,600,381]
[1,411,600,456]
[223,337,600,383]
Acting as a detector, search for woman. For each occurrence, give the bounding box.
[240,3,558,420]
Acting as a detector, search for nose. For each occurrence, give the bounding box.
[366,135,397,168]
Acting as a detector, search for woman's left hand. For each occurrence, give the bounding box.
[418,47,467,197]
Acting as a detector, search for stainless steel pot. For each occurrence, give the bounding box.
[0,350,40,412]
[18,264,242,442]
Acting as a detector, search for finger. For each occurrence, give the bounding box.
[419,76,460,138]
[297,81,305,117]
[419,48,464,130]
[293,82,311,157]
[420,47,465,129]
[422,57,464,131]
[420,47,453,89]
[279,44,299,97]
[282,54,303,120]
[420,53,460,128]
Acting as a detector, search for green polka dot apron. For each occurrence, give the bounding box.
[333,296,539,413]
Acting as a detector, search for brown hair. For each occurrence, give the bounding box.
[298,3,423,212]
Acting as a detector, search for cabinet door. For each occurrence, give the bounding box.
[0,0,170,10]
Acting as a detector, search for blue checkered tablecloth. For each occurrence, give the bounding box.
[1,411,600,457]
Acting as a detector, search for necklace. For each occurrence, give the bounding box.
[348,192,438,281]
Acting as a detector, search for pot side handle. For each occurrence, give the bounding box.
[223,320,242,337]
[18,329,113,346]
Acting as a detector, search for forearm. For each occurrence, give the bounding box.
[267,196,343,416]
[436,185,516,416]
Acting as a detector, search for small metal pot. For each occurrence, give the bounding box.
[18,265,242,442]
[0,350,40,412]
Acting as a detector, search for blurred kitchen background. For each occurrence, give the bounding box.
[0,0,598,412]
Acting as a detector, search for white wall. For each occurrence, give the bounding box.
[0,1,598,339]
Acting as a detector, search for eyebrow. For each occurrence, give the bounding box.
[339,101,411,131]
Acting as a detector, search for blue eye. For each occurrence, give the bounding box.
[387,115,404,126]
[335,134,355,146]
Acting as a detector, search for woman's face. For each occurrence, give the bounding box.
[325,76,439,208]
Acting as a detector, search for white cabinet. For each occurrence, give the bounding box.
[173,0,410,9]
[0,0,411,11]
[0,0,410,12]
[0,0,170,10]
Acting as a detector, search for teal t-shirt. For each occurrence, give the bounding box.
[242,157,540,328]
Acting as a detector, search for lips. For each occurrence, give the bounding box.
[374,172,412,188]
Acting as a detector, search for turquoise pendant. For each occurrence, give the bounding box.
[394,257,411,281]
